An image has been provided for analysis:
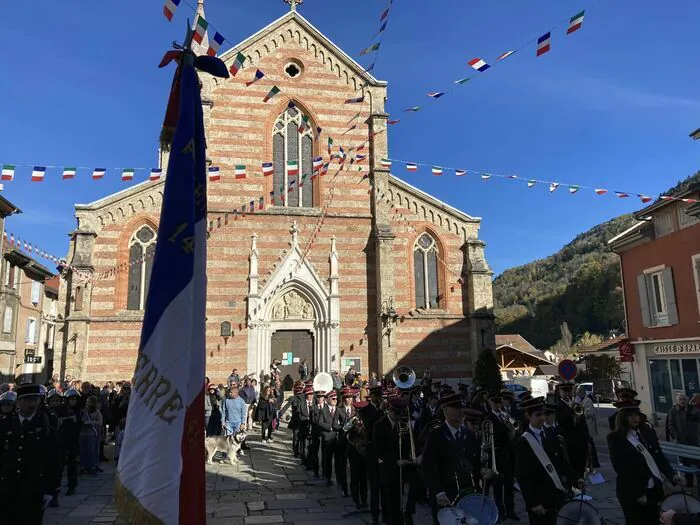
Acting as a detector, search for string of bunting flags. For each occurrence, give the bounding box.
[381,157,699,205]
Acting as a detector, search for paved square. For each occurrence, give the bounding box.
[44,427,626,524]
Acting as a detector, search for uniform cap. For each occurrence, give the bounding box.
[16,383,45,399]
[463,408,483,421]
[353,401,369,410]
[325,390,337,399]
[615,387,638,398]
[520,396,546,413]
[0,391,17,404]
[614,399,641,412]
[387,397,409,411]
[341,388,355,398]
[439,393,463,409]
[303,386,314,395]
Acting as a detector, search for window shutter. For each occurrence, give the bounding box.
[31,281,41,304]
[25,318,33,343]
[2,307,12,333]
[662,267,679,325]
[637,274,653,327]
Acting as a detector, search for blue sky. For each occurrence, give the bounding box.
[1,0,698,276]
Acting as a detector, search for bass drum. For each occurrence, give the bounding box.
[661,492,700,513]
[455,493,499,525]
[556,500,603,525]
[436,507,468,525]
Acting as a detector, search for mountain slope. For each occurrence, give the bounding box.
[494,171,700,349]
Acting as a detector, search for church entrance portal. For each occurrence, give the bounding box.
[271,330,314,390]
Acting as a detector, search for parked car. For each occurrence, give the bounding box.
[592,378,631,403]
[503,382,530,401]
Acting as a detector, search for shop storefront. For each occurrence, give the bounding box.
[638,340,700,414]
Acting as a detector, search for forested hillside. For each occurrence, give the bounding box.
[494,171,700,349]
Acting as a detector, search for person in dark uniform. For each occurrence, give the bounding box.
[45,389,65,508]
[334,387,355,496]
[362,385,385,525]
[488,394,519,521]
[608,387,638,430]
[471,386,491,414]
[347,397,369,509]
[0,383,62,524]
[608,398,680,525]
[318,390,338,486]
[418,392,440,434]
[299,385,315,467]
[463,408,484,492]
[60,389,82,497]
[309,388,327,478]
[502,389,522,429]
[374,396,413,525]
[515,397,582,525]
[422,393,478,524]
[555,382,590,481]
[288,383,303,457]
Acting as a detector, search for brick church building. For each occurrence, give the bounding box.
[53,1,495,385]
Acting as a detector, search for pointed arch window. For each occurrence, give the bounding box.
[414,233,441,309]
[127,226,157,311]
[272,105,315,208]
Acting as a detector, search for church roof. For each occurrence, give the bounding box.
[389,175,480,222]
[75,178,164,210]
[218,9,386,88]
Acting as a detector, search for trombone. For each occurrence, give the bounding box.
[393,366,417,511]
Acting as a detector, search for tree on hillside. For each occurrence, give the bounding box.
[550,322,573,359]
[575,331,604,351]
[474,349,503,394]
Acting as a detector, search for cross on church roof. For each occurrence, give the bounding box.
[283,0,303,11]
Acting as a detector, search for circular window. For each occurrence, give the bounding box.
[284,60,303,79]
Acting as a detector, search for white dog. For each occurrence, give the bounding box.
[205,428,247,465]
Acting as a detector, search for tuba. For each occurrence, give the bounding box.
[393,366,416,389]
[312,372,334,394]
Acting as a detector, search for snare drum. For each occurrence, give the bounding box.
[660,492,700,513]
[556,499,603,525]
[455,493,499,525]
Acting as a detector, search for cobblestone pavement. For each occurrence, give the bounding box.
[44,426,631,524]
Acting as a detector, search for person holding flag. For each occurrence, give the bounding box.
[114,25,229,525]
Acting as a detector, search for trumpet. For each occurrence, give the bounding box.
[574,403,584,420]
[480,420,498,477]
[506,415,520,432]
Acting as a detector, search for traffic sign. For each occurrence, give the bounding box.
[558,359,578,381]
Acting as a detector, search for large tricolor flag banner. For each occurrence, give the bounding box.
[115,51,211,525]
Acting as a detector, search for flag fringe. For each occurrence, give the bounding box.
[115,474,164,525]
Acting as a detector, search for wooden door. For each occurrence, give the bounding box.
[271,330,314,389]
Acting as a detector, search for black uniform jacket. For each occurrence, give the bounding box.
[0,411,61,495]
[311,402,326,437]
[422,422,474,500]
[316,405,337,442]
[556,400,590,456]
[515,427,572,511]
[299,398,314,423]
[373,416,411,480]
[607,428,675,504]
[333,405,354,438]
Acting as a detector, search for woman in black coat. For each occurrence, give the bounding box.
[607,400,680,524]
[256,392,277,443]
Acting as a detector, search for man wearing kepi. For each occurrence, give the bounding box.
[0,383,62,523]
[515,396,582,525]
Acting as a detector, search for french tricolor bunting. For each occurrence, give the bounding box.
[468,58,490,72]
[536,33,551,56]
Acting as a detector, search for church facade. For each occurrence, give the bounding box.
[53,5,495,385]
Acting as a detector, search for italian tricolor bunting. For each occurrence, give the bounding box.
[229,52,246,76]
[320,163,329,176]
[567,11,585,35]
[381,159,391,168]
[234,165,246,179]
[406,163,417,172]
[287,160,299,176]
[263,86,280,103]
[431,167,443,176]
[64,167,79,180]
[193,16,208,45]
[121,169,134,181]
[1,165,14,181]
[568,185,580,194]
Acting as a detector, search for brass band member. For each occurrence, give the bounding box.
[488,393,519,521]
[289,384,303,457]
[607,398,680,524]
[471,386,491,414]
[348,399,369,509]
[318,390,339,486]
[515,396,582,525]
[308,388,326,478]
[609,387,638,430]
[374,396,413,525]
[463,408,484,491]
[333,387,356,496]
[363,385,384,525]
[555,381,590,481]
[299,385,315,468]
[418,392,440,434]
[422,393,476,523]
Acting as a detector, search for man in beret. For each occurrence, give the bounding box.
[422,393,476,523]
[373,397,413,525]
[0,383,62,522]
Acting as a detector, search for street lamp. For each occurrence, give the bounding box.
[380,298,399,347]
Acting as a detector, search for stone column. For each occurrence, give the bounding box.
[465,239,496,368]
[367,110,397,377]
[328,237,340,372]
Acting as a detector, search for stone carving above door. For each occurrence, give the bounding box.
[271,290,315,320]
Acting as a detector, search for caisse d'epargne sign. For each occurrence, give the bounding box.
[654,343,700,355]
